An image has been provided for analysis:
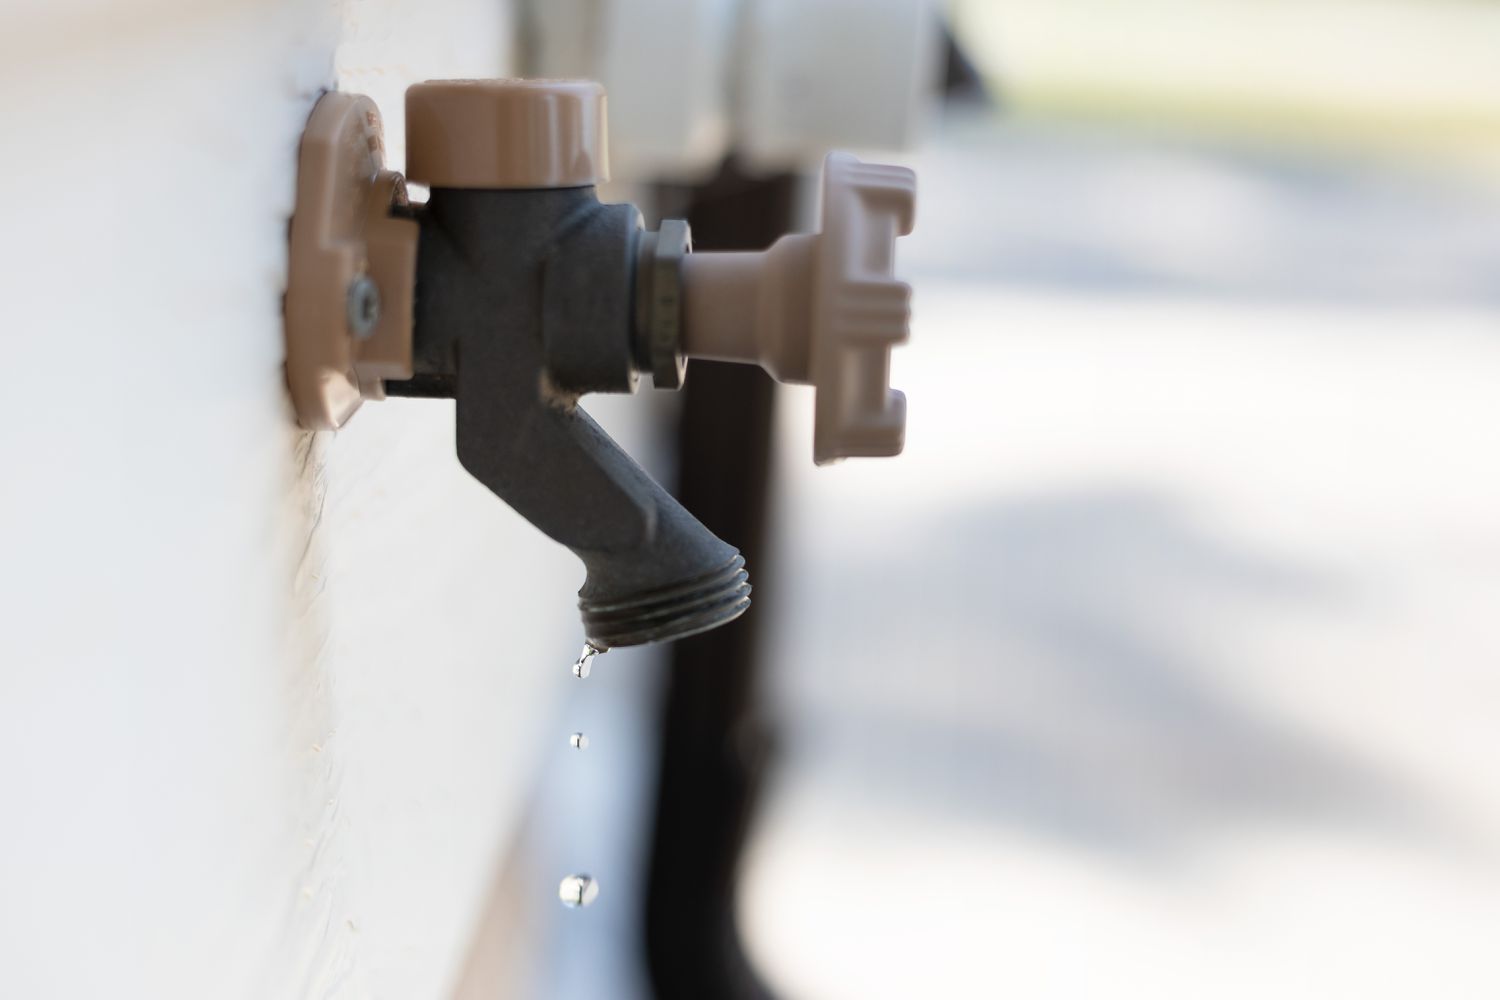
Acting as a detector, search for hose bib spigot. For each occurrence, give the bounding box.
[283,79,916,646]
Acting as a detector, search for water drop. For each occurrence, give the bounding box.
[558,873,599,909]
[569,732,589,750]
[571,642,604,679]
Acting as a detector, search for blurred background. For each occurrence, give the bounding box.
[3,0,1499,998]
[515,1,1500,998]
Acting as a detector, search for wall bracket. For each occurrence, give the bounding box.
[284,93,418,430]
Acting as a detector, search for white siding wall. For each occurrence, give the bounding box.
[0,3,621,996]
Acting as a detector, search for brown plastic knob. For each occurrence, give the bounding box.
[405,79,610,189]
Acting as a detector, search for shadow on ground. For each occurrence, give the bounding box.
[767,487,1442,862]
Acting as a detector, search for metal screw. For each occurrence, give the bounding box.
[346,275,381,339]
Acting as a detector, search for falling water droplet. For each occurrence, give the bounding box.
[558,873,599,909]
[572,642,604,679]
[569,732,589,750]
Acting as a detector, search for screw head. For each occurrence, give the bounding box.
[346,275,382,339]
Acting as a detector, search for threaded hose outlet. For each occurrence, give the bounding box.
[580,554,751,648]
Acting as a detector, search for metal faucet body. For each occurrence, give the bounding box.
[387,187,750,648]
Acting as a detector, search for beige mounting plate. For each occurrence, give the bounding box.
[284,92,418,430]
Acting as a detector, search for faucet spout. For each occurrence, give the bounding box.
[463,377,750,648]
[476,388,750,649]
[567,423,751,648]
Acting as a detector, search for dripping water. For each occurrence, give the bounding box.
[572,641,604,679]
[559,642,606,909]
[558,873,599,908]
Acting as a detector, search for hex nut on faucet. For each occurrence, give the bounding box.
[283,79,916,646]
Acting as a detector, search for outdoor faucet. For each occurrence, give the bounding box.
[283,80,915,648]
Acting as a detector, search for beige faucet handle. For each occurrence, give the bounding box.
[811,153,914,464]
[679,152,915,464]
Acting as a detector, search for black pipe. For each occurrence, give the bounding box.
[643,161,798,1000]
